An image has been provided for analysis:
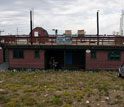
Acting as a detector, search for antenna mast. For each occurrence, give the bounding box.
[17,27,18,36]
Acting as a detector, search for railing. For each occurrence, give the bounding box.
[0,35,124,47]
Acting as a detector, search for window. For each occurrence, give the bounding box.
[13,50,24,59]
[91,51,96,59]
[34,31,39,37]
[108,51,121,61]
[34,50,40,58]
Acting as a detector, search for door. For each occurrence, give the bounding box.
[65,52,72,65]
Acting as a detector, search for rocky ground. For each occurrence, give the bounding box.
[0,70,124,107]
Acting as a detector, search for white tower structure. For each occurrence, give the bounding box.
[120,9,124,36]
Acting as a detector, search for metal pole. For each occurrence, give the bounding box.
[30,10,33,45]
[52,29,58,36]
[97,11,99,45]
[17,27,18,36]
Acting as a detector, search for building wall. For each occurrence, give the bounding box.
[0,48,3,64]
[32,27,48,43]
[9,49,44,69]
[32,27,48,37]
[86,50,124,70]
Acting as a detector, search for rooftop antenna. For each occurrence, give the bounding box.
[17,27,18,36]
[0,30,4,35]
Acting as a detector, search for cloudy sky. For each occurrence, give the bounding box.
[0,0,123,35]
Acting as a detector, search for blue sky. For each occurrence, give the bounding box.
[0,0,123,35]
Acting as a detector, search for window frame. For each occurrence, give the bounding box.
[34,31,39,37]
[91,51,96,59]
[108,51,121,61]
[34,50,40,59]
[13,50,24,59]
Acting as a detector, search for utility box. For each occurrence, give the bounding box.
[78,30,85,36]
[65,30,72,36]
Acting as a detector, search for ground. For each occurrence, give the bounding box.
[0,70,124,107]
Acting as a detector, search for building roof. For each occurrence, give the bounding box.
[35,27,49,36]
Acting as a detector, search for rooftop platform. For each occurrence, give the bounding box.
[0,35,124,48]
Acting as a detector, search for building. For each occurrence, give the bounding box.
[120,9,124,36]
[0,27,124,70]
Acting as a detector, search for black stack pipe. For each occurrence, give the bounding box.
[97,11,99,45]
[30,10,33,45]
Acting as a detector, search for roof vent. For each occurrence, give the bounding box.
[65,30,72,36]
[78,30,85,36]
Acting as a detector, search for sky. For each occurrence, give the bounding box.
[0,0,123,35]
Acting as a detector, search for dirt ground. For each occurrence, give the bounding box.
[0,70,124,107]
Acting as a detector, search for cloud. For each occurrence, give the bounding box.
[0,0,123,35]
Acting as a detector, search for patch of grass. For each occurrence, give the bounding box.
[55,86,63,91]
[23,87,38,93]
[84,88,93,97]
[8,86,19,91]
[61,91,71,96]
[63,104,72,107]
[115,95,123,100]
[50,96,62,105]
[36,103,46,107]
[74,91,83,101]
[113,100,122,105]
[0,96,10,104]
[97,83,109,92]
[39,87,46,91]
[21,93,32,102]
[65,98,73,104]
[24,98,37,106]
[47,87,54,91]
[6,99,20,107]
[71,87,78,90]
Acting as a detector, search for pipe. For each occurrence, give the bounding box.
[97,10,99,45]
[30,10,33,45]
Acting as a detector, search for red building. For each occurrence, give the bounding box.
[0,27,124,70]
[0,48,3,64]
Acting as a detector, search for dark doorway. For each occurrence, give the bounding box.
[3,48,9,62]
[45,50,64,69]
[45,49,86,70]
[65,50,85,69]
[3,48,5,62]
